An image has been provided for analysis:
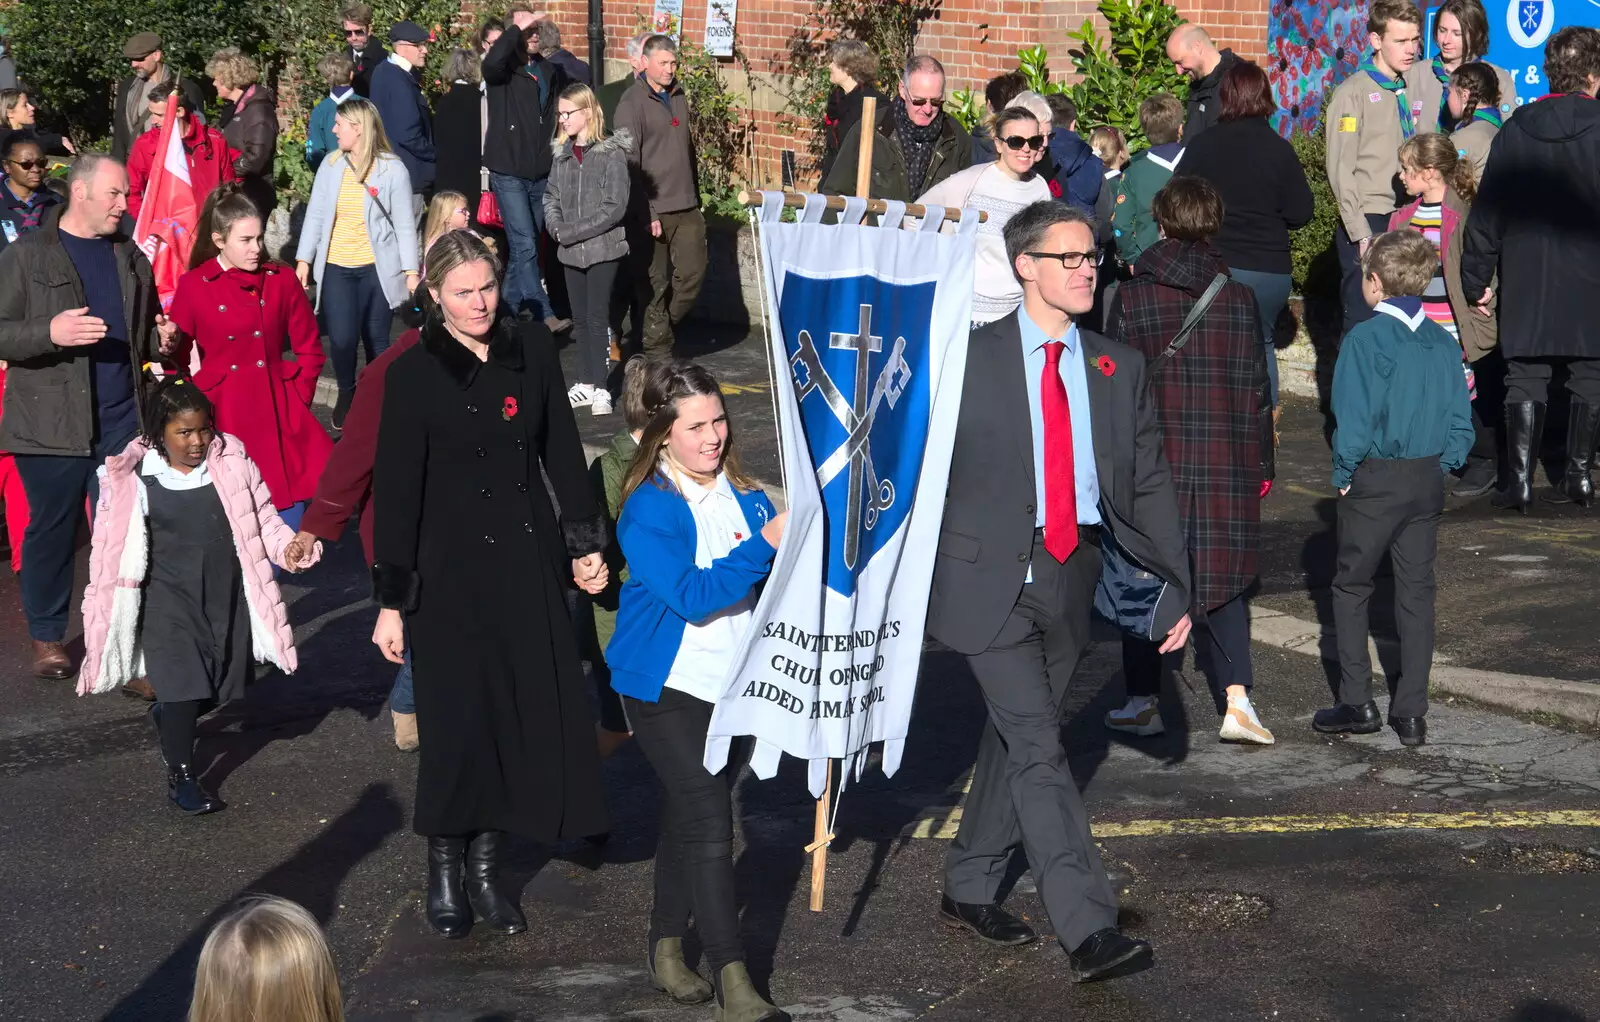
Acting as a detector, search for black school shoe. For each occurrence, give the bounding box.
[1068,928,1153,983]
[938,895,1038,946]
[1389,715,1427,747]
[1312,700,1382,735]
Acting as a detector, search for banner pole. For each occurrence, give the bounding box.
[806,96,880,915]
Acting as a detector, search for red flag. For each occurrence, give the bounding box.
[131,92,198,312]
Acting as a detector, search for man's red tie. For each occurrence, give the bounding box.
[1042,341,1078,563]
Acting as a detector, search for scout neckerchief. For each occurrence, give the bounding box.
[1361,57,1416,139]
[1470,106,1503,129]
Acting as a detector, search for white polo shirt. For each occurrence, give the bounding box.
[662,466,760,703]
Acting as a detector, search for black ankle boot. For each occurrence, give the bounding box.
[426,836,472,938]
[1493,401,1545,513]
[1545,401,1599,507]
[166,764,223,815]
[465,830,526,935]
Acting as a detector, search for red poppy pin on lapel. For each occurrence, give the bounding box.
[671,117,680,127]
[502,396,519,421]
[367,185,379,198]
[1096,355,1116,377]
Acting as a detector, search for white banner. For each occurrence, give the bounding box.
[703,191,978,797]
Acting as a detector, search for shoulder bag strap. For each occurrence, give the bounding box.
[1149,272,1229,378]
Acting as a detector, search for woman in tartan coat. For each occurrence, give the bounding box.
[1101,176,1277,746]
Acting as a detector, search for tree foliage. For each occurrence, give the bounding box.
[1064,0,1189,148]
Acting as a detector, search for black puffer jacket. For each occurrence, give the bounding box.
[1460,94,1600,360]
[482,27,569,182]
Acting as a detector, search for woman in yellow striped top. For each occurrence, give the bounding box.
[295,98,420,427]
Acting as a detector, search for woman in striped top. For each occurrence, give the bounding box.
[1390,133,1502,496]
[295,98,419,428]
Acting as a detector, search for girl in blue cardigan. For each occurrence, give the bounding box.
[605,359,789,1022]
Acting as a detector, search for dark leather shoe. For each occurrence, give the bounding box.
[31,640,73,680]
[427,836,472,938]
[167,764,223,815]
[938,895,1037,946]
[1452,458,1498,499]
[1068,927,1153,983]
[1389,715,1427,747]
[465,830,526,935]
[121,676,156,701]
[1312,700,1383,735]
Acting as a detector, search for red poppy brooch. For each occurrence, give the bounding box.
[367,185,379,199]
[1047,179,1063,198]
[1096,355,1116,377]
[502,396,519,421]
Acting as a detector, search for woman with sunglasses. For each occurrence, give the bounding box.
[914,106,1052,325]
[0,136,60,253]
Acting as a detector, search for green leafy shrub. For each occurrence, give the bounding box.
[1289,126,1341,298]
[1065,0,1189,148]
[947,89,984,132]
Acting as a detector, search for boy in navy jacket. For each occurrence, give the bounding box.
[1314,230,1472,747]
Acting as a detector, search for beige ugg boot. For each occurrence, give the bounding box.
[392,710,419,752]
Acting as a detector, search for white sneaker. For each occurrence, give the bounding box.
[1219,696,1275,745]
[1105,696,1164,736]
[567,383,595,408]
[590,390,614,415]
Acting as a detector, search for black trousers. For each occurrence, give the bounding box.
[624,687,744,973]
[563,259,619,389]
[1335,213,1394,332]
[1332,457,1444,718]
[1122,592,1254,699]
[1504,356,1600,405]
[944,528,1118,951]
[1467,349,1507,470]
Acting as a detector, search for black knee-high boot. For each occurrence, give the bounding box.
[465,830,526,935]
[153,700,222,815]
[1494,402,1545,513]
[426,836,472,938]
[1546,401,1600,507]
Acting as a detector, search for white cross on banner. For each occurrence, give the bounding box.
[703,192,979,796]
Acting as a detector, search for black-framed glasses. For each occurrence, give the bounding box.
[907,96,943,108]
[1003,134,1045,151]
[556,109,581,120]
[1025,250,1103,269]
[6,158,44,170]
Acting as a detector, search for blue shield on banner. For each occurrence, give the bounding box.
[778,270,934,597]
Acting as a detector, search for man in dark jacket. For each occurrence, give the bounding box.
[483,5,570,328]
[1166,24,1240,141]
[111,32,206,162]
[822,54,972,201]
[537,18,591,86]
[0,155,176,680]
[370,20,436,218]
[1460,26,1600,509]
[340,1,389,98]
[614,34,702,355]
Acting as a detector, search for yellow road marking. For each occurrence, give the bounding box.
[719,382,769,395]
[903,808,1600,841]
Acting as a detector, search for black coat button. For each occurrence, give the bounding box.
[468,404,478,414]
[1017,553,1027,563]
[524,522,533,532]
[1026,504,1036,516]
[476,447,486,457]
[515,439,525,450]
[516,481,528,492]
[485,534,495,544]
[482,488,492,499]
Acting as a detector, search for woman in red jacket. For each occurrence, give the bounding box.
[168,185,333,534]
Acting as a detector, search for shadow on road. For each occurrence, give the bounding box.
[100,782,405,1022]
[1508,1002,1592,1022]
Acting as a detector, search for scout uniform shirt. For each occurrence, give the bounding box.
[1325,67,1412,243]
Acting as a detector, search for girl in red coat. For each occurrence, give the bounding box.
[169,185,333,535]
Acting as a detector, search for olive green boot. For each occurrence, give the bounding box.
[714,962,789,1022]
[648,937,713,1004]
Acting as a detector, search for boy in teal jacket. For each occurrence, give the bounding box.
[1314,230,1473,748]
[1111,92,1185,267]
[305,53,355,169]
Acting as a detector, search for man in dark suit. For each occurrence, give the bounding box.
[926,201,1191,984]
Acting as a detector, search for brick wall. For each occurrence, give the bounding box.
[462,0,1270,187]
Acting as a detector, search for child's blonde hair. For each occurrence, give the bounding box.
[553,83,606,146]
[422,190,470,263]
[1089,125,1130,169]
[189,896,343,1022]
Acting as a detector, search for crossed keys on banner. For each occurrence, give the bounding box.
[790,303,913,571]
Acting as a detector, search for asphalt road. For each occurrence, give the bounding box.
[0,328,1596,1021]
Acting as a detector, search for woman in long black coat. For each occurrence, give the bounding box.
[433,48,485,226]
[371,231,610,939]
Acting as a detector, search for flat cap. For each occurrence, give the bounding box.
[388,21,430,44]
[123,32,163,59]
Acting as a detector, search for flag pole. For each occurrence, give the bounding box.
[804,95,880,914]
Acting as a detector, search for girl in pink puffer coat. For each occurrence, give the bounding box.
[79,378,321,815]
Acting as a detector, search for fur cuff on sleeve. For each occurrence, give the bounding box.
[371,562,421,612]
[562,514,608,558]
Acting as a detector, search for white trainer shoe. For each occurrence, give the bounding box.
[567,383,595,408]
[1219,696,1275,745]
[1105,696,1165,736]
[590,390,614,415]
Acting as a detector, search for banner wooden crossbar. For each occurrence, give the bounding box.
[735,189,989,223]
